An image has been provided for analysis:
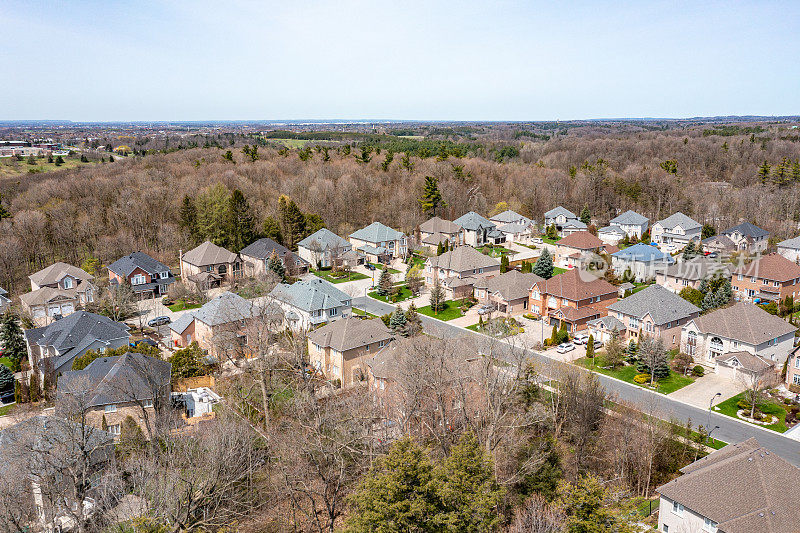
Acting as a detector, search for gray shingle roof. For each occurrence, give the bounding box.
[108,251,171,277]
[561,220,587,229]
[691,302,797,345]
[182,241,238,267]
[778,236,800,250]
[58,352,171,408]
[655,212,701,231]
[598,225,626,236]
[612,243,674,263]
[349,222,404,243]
[609,210,648,226]
[722,222,769,239]
[717,351,773,373]
[240,238,310,266]
[453,211,496,232]
[490,210,530,225]
[297,228,350,252]
[474,270,543,302]
[661,256,731,281]
[169,292,255,335]
[587,315,625,331]
[269,278,351,312]
[607,284,699,325]
[544,206,577,219]
[427,246,501,272]
[307,317,393,352]
[29,262,94,286]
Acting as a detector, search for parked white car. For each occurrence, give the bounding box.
[556,342,575,354]
[532,237,544,244]
[573,333,589,345]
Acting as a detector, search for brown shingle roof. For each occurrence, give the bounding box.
[29,262,94,286]
[733,254,800,282]
[307,317,394,353]
[716,351,774,373]
[182,241,238,267]
[534,269,617,302]
[557,231,603,250]
[691,302,796,345]
[419,217,461,235]
[657,438,800,533]
[474,271,543,302]
[427,246,500,273]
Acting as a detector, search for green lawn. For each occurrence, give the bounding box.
[519,243,538,250]
[167,300,202,312]
[0,357,13,370]
[371,263,401,274]
[575,356,694,394]
[417,301,465,321]
[714,392,788,433]
[0,155,100,178]
[408,254,428,270]
[266,138,311,148]
[542,236,561,244]
[552,267,567,275]
[351,308,377,318]
[368,285,413,303]
[0,403,15,416]
[311,269,369,284]
[478,245,514,257]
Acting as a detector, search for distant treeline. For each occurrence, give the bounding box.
[702,125,765,137]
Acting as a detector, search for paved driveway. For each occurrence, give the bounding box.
[667,372,746,409]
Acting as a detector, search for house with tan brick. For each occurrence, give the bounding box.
[180,241,242,288]
[418,217,463,250]
[731,253,800,303]
[21,262,97,325]
[424,246,501,300]
[57,352,171,438]
[473,270,543,316]
[529,269,618,333]
[349,222,408,263]
[555,231,605,268]
[308,317,394,387]
[656,256,731,293]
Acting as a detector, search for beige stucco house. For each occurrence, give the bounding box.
[180,241,242,287]
[22,262,97,325]
[424,246,501,299]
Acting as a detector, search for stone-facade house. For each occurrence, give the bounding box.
[297,228,353,269]
[453,211,505,247]
[543,206,586,236]
[721,222,770,253]
[529,269,618,332]
[180,241,242,287]
[108,251,175,298]
[604,284,700,348]
[240,237,310,277]
[269,278,352,331]
[656,256,731,293]
[651,212,701,248]
[607,209,649,240]
[418,217,463,249]
[731,253,800,303]
[307,317,394,387]
[424,246,501,300]
[22,262,97,325]
[473,271,543,316]
[349,221,408,263]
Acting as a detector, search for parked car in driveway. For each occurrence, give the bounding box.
[147,316,171,327]
[532,237,543,244]
[592,339,604,348]
[364,263,376,271]
[131,338,159,348]
[556,342,575,354]
[573,333,589,345]
[477,304,494,315]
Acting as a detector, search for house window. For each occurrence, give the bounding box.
[671,501,684,516]
[793,375,800,386]
[478,268,484,274]
[365,343,370,352]
[737,274,743,281]
[629,317,640,329]
[682,279,688,286]
[143,399,153,408]
[314,343,322,353]
[795,357,800,369]
[108,424,121,436]
[751,277,757,283]
[131,274,146,285]
[160,271,170,279]
[548,296,557,307]
[532,290,540,300]
[379,340,385,348]
[63,277,73,289]
[331,365,340,377]
[329,308,338,317]
[774,281,780,287]
[532,305,540,313]
[523,300,528,310]
[703,518,718,532]
[105,404,117,413]
[645,322,654,333]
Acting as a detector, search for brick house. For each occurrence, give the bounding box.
[22,262,97,325]
[555,231,605,268]
[529,269,618,333]
[424,246,501,300]
[108,251,175,298]
[731,253,800,303]
[473,270,543,316]
[656,256,731,293]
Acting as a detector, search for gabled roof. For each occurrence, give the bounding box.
[25,311,130,370]
[490,210,530,224]
[690,302,796,345]
[20,286,79,307]
[58,352,171,408]
[598,225,626,236]
[169,292,257,334]
[702,234,736,249]
[778,235,800,251]
[29,262,94,286]
[240,238,310,265]
[307,317,394,352]
[349,221,405,243]
[717,351,773,373]
[722,222,769,239]
[297,228,350,252]
[533,269,618,302]
[561,220,587,230]
[474,271,543,302]
[587,315,625,331]
[269,278,351,313]
[182,241,238,267]
[496,223,530,235]
[612,243,675,263]
[609,210,648,226]
[544,206,577,219]
[607,284,699,325]
[552,305,602,321]
[733,254,800,282]
[657,438,800,533]
[419,217,461,235]
[661,256,730,281]
[557,231,603,250]
[108,251,170,277]
[655,212,701,232]
[427,246,500,272]
[453,211,496,232]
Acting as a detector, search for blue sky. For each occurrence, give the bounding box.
[1,1,798,121]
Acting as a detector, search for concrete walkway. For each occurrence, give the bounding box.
[667,372,746,409]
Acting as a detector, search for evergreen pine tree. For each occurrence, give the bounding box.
[682,241,696,260]
[429,278,446,314]
[28,373,40,402]
[262,216,283,244]
[437,242,444,256]
[758,160,771,184]
[701,290,715,312]
[585,335,595,359]
[0,364,13,393]
[653,361,671,380]
[389,308,407,335]
[227,189,256,251]
[14,380,22,403]
[377,268,393,297]
[179,195,197,238]
[404,304,423,337]
[278,195,307,250]
[579,205,591,225]
[533,248,554,279]
[0,192,10,220]
[267,250,285,280]
[550,324,558,345]
[0,313,27,371]
[102,414,109,431]
[698,277,709,294]
[418,176,446,217]
[500,254,509,273]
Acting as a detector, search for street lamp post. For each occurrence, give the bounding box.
[707,392,722,433]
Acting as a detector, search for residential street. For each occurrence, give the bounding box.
[353,295,800,466]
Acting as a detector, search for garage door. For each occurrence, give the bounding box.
[33,307,45,318]
[48,305,61,316]
[61,303,74,315]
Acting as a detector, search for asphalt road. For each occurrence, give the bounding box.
[353,296,800,466]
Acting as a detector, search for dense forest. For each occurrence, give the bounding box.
[1,120,799,294]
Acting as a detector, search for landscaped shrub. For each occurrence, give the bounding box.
[692,365,705,377]
[634,374,650,384]
[737,399,751,411]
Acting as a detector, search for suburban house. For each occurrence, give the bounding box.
[586,315,626,343]
[656,256,731,293]
[180,241,242,288]
[701,234,737,255]
[489,209,531,227]
[269,278,352,331]
[680,302,796,369]
[240,237,310,277]
[307,317,394,387]
[597,225,627,246]
[490,210,535,242]
[57,352,172,438]
[473,271,543,316]
[721,222,770,253]
[731,253,800,302]
[453,211,505,247]
[424,246,501,300]
[0,286,9,314]
[349,221,408,263]
[529,269,618,332]
[169,291,263,357]
[657,438,800,533]
[297,228,353,269]
[555,231,605,268]
[25,311,130,377]
[604,284,700,348]
[22,262,97,325]
[418,217,463,249]
[650,212,702,247]
[608,210,649,240]
[714,351,777,386]
[610,243,675,282]
[784,346,800,389]
[108,251,175,298]
[777,235,800,263]
[543,206,586,236]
